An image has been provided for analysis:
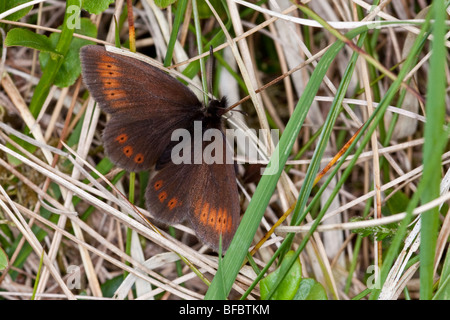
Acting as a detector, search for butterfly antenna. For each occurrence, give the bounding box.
[207,46,214,100]
[208,46,247,117]
[223,100,247,116]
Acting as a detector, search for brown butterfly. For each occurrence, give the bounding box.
[80,45,240,251]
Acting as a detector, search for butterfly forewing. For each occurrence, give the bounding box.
[80,45,203,171]
[80,46,201,116]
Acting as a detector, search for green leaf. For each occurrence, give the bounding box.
[294,278,327,300]
[197,0,225,19]
[101,274,124,298]
[1,0,32,22]
[154,0,177,9]
[383,189,409,215]
[5,28,60,56]
[39,18,97,88]
[82,0,115,15]
[351,216,397,241]
[0,246,8,270]
[260,251,302,300]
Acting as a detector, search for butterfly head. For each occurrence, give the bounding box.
[205,97,228,119]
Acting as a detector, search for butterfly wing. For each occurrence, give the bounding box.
[146,130,240,251]
[80,45,203,171]
[188,158,240,251]
[100,113,199,172]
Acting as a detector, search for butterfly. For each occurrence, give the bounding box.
[80,45,240,251]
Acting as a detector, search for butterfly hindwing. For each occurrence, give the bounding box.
[146,128,240,251]
[188,160,240,251]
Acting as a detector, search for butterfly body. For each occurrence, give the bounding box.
[80,46,240,251]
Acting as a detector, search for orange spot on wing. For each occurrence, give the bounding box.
[104,61,121,70]
[158,191,167,203]
[106,90,127,99]
[115,133,128,144]
[134,153,144,164]
[123,146,133,157]
[102,77,121,88]
[167,198,178,210]
[98,70,117,78]
[225,209,233,233]
[208,207,217,227]
[154,180,163,191]
[200,202,209,225]
[215,208,225,233]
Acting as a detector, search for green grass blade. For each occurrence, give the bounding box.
[30,248,45,300]
[419,0,448,300]
[163,0,188,67]
[434,248,450,299]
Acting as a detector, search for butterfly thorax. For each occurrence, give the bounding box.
[203,97,227,128]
